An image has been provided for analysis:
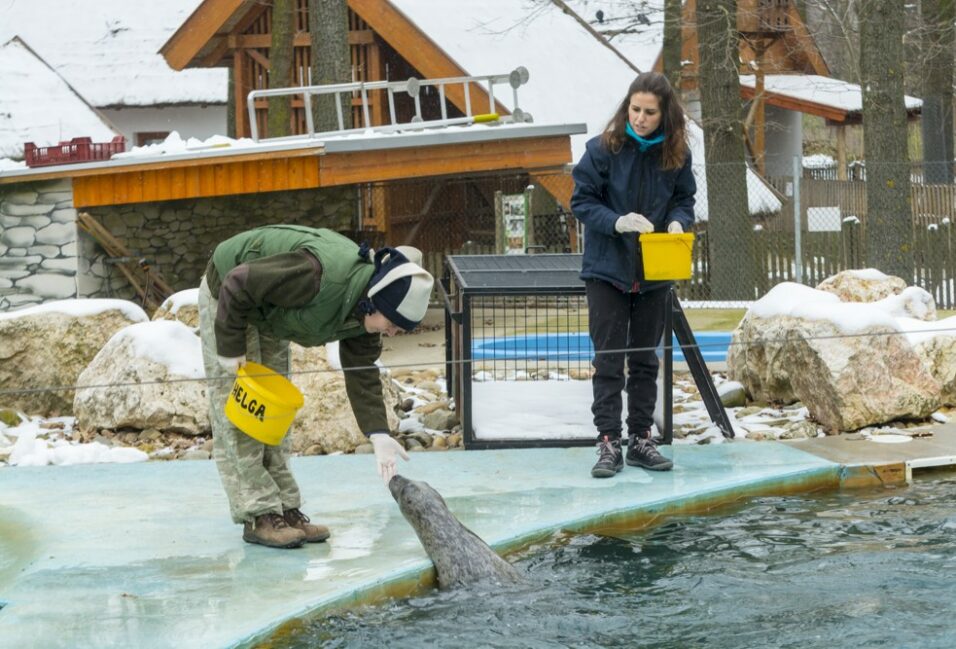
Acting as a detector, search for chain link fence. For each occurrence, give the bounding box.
[354,161,955,309]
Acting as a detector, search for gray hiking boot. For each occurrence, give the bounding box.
[626,434,673,471]
[591,435,623,478]
[283,508,330,543]
[243,512,306,548]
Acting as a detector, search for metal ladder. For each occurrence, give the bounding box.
[246,67,532,143]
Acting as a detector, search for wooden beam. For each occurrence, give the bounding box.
[784,5,830,76]
[230,30,373,49]
[348,0,510,116]
[318,137,571,186]
[76,212,174,312]
[66,136,574,206]
[245,47,270,70]
[74,155,321,207]
[234,48,249,137]
[739,86,847,123]
[200,38,232,67]
[161,0,246,70]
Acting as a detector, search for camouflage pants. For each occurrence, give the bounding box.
[198,277,301,524]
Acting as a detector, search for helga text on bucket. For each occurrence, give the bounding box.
[231,383,267,422]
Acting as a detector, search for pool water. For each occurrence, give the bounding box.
[264,471,956,649]
[471,331,732,364]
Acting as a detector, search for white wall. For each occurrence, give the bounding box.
[100,105,227,148]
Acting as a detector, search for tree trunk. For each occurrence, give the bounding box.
[267,0,295,138]
[309,0,352,132]
[662,0,682,89]
[696,0,755,300]
[860,1,912,280]
[920,0,954,184]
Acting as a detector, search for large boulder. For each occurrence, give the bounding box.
[73,320,209,434]
[151,288,200,330]
[0,299,148,415]
[815,269,906,302]
[288,343,401,453]
[729,283,940,431]
[903,316,956,406]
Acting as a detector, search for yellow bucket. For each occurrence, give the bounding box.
[224,361,304,446]
[639,232,696,280]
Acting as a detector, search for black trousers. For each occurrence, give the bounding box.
[586,279,668,441]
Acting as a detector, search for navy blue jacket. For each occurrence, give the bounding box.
[571,134,696,292]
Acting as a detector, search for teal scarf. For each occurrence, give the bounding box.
[625,122,665,152]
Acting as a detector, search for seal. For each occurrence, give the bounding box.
[388,475,523,590]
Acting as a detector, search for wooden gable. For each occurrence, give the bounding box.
[161,0,507,141]
[673,0,829,89]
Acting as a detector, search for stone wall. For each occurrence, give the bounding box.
[83,186,358,298]
[0,181,358,311]
[0,180,78,310]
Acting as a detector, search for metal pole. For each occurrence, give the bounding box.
[303,92,315,137]
[793,154,803,284]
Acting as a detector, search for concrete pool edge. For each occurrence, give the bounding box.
[232,458,843,649]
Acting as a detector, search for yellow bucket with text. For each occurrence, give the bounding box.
[639,232,696,280]
[224,361,304,445]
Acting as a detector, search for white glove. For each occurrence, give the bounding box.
[615,212,655,234]
[370,433,410,484]
[667,221,684,234]
[217,354,246,374]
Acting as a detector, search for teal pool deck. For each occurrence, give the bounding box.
[0,441,852,649]
[6,424,956,649]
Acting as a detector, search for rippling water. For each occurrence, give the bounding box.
[267,471,956,649]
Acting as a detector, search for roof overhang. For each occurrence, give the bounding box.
[0,123,585,208]
[739,74,923,124]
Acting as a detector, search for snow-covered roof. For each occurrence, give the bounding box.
[739,74,923,115]
[0,0,226,107]
[389,0,778,218]
[0,37,120,160]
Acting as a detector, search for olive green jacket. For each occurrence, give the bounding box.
[207,225,388,434]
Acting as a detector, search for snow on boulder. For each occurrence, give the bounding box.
[73,320,209,435]
[815,268,906,303]
[151,288,200,330]
[288,342,401,454]
[0,299,148,416]
[728,282,940,432]
[870,286,937,322]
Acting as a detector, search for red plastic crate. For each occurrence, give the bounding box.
[24,135,126,168]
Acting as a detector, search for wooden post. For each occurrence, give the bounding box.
[234,49,249,138]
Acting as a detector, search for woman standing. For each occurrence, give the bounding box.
[571,72,696,478]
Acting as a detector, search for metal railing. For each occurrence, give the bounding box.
[246,67,533,142]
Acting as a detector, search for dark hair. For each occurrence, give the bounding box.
[600,72,689,170]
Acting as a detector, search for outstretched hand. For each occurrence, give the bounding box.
[370,433,410,484]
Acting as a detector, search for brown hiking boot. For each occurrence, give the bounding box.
[242,512,306,549]
[284,508,330,543]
